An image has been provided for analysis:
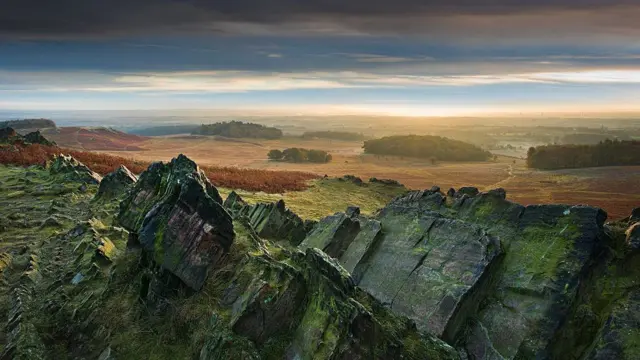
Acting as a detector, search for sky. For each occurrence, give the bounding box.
[2,0,640,117]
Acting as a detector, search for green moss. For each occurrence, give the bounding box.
[622,328,640,359]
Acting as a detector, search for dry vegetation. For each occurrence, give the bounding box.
[39,127,149,151]
[97,135,640,220]
[0,143,317,193]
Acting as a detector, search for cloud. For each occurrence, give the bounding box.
[4,68,640,95]
[2,0,640,44]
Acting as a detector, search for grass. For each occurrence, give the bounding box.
[219,178,407,220]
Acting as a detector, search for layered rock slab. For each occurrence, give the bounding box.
[49,154,102,185]
[94,165,137,201]
[117,154,233,290]
[354,198,503,342]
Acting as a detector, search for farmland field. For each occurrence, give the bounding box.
[93,135,640,220]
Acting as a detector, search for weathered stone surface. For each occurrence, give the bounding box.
[457,186,480,197]
[238,200,308,245]
[117,154,222,232]
[299,212,361,258]
[626,222,640,251]
[584,288,640,360]
[338,217,382,275]
[118,154,233,290]
[355,205,503,341]
[631,207,640,223]
[462,204,606,360]
[299,185,609,358]
[223,191,247,215]
[95,165,138,201]
[48,154,102,185]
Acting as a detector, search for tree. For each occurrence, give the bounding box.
[267,149,283,161]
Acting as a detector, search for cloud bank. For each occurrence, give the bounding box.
[2,0,640,44]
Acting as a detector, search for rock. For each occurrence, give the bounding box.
[49,154,102,185]
[239,200,308,245]
[222,191,247,215]
[457,186,480,197]
[447,188,456,197]
[95,165,138,201]
[118,154,223,232]
[487,187,507,199]
[345,206,360,217]
[23,131,56,146]
[626,222,640,251]
[462,204,607,359]
[369,177,403,187]
[338,218,382,275]
[430,185,441,193]
[119,154,233,291]
[299,212,361,258]
[0,127,20,143]
[341,174,364,186]
[585,288,640,360]
[355,203,503,342]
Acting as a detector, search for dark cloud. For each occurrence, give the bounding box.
[1,0,640,41]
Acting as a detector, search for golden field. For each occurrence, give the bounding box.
[91,135,640,220]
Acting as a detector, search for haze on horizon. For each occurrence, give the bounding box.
[2,0,640,118]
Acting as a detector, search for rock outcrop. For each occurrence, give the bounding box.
[0,127,56,146]
[226,197,311,246]
[94,165,137,201]
[118,154,233,290]
[369,177,404,187]
[49,154,102,185]
[299,186,609,358]
[23,131,56,146]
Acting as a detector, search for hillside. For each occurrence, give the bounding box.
[39,127,149,151]
[0,118,56,130]
[527,140,640,170]
[363,135,492,161]
[0,152,639,359]
[194,121,283,139]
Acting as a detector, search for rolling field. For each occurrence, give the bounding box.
[93,135,640,220]
[39,127,149,151]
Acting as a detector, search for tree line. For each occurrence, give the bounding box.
[268,148,332,163]
[362,135,491,161]
[193,121,283,139]
[527,139,640,170]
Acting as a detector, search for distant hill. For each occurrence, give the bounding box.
[527,139,640,170]
[194,121,283,139]
[363,135,492,161]
[0,118,56,130]
[301,131,366,141]
[40,127,148,151]
[128,125,201,136]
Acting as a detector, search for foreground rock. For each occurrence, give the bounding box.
[49,154,102,185]
[94,165,138,201]
[225,195,312,246]
[118,154,233,290]
[300,186,609,358]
